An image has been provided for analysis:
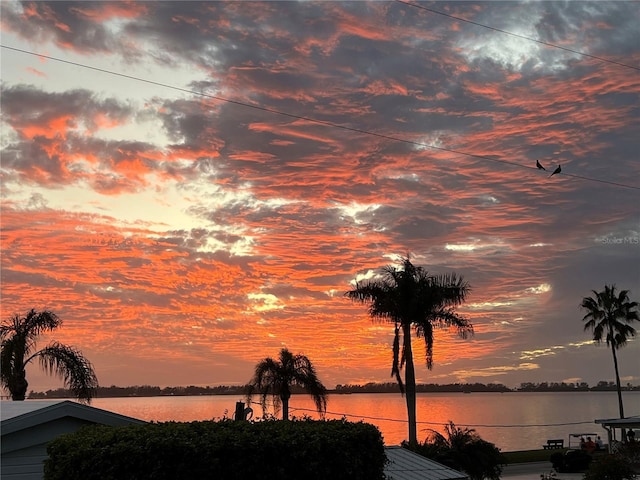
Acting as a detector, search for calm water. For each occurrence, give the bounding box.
[92,391,640,452]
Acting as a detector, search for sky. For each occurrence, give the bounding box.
[1,1,639,394]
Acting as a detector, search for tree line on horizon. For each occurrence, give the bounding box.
[25,379,640,399]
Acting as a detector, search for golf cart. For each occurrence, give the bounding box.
[550,433,599,473]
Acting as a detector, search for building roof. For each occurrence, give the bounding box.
[1,400,144,435]
[1,400,70,422]
[384,446,468,480]
[595,415,640,429]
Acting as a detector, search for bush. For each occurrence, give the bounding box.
[44,418,386,480]
[583,454,637,480]
[404,421,504,480]
[550,449,591,473]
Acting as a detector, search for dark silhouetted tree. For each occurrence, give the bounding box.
[246,348,327,420]
[407,421,504,480]
[580,284,638,418]
[583,453,637,480]
[346,256,472,446]
[1,309,98,402]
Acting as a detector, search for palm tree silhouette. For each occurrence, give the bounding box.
[421,421,503,480]
[246,348,328,420]
[345,256,472,446]
[580,285,638,418]
[1,309,98,402]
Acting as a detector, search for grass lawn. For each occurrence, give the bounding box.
[502,448,566,464]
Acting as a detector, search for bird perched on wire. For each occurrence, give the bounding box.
[550,165,561,177]
[536,160,546,171]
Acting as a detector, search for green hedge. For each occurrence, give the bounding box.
[44,418,386,480]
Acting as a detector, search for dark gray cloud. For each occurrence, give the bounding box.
[1,2,112,51]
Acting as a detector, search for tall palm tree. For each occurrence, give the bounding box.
[246,348,328,420]
[0,309,98,402]
[580,285,638,418]
[345,256,472,446]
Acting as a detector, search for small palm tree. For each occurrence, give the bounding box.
[410,421,503,480]
[580,285,638,418]
[246,348,328,420]
[346,256,472,446]
[1,309,98,402]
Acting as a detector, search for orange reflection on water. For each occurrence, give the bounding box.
[91,391,636,451]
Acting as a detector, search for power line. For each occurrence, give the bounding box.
[396,0,640,72]
[2,44,638,192]
[285,405,596,429]
[250,401,595,429]
[560,173,638,191]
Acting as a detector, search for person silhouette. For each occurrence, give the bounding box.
[595,436,604,450]
[584,436,596,453]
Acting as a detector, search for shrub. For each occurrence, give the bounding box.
[550,450,592,473]
[583,454,637,480]
[44,418,386,480]
[550,449,591,473]
[404,421,505,480]
[549,451,564,468]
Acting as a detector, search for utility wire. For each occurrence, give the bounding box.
[278,404,597,429]
[2,44,638,192]
[395,0,640,72]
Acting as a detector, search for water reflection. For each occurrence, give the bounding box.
[92,391,636,451]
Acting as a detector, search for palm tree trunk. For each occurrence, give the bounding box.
[282,395,289,421]
[611,342,625,418]
[403,322,418,447]
[9,371,28,401]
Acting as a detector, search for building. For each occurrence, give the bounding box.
[1,400,144,480]
[384,446,469,480]
[595,415,640,449]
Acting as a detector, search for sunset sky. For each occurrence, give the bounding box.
[1,1,638,393]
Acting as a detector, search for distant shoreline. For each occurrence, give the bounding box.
[27,381,640,399]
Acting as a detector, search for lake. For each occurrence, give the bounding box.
[92,391,639,452]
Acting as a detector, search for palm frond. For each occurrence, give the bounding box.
[23,309,61,336]
[0,336,19,387]
[38,342,98,403]
[420,321,435,370]
[291,358,327,415]
[246,348,327,418]
[346,256,473,381]
[581,284,638,349]
[391,323,404,392]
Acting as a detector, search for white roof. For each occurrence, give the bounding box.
[1,400,70,421]
[1,400,144,435]
[384,446,468,480]
[595,415,640,428]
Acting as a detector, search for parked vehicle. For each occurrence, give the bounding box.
[550,449,592,473]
